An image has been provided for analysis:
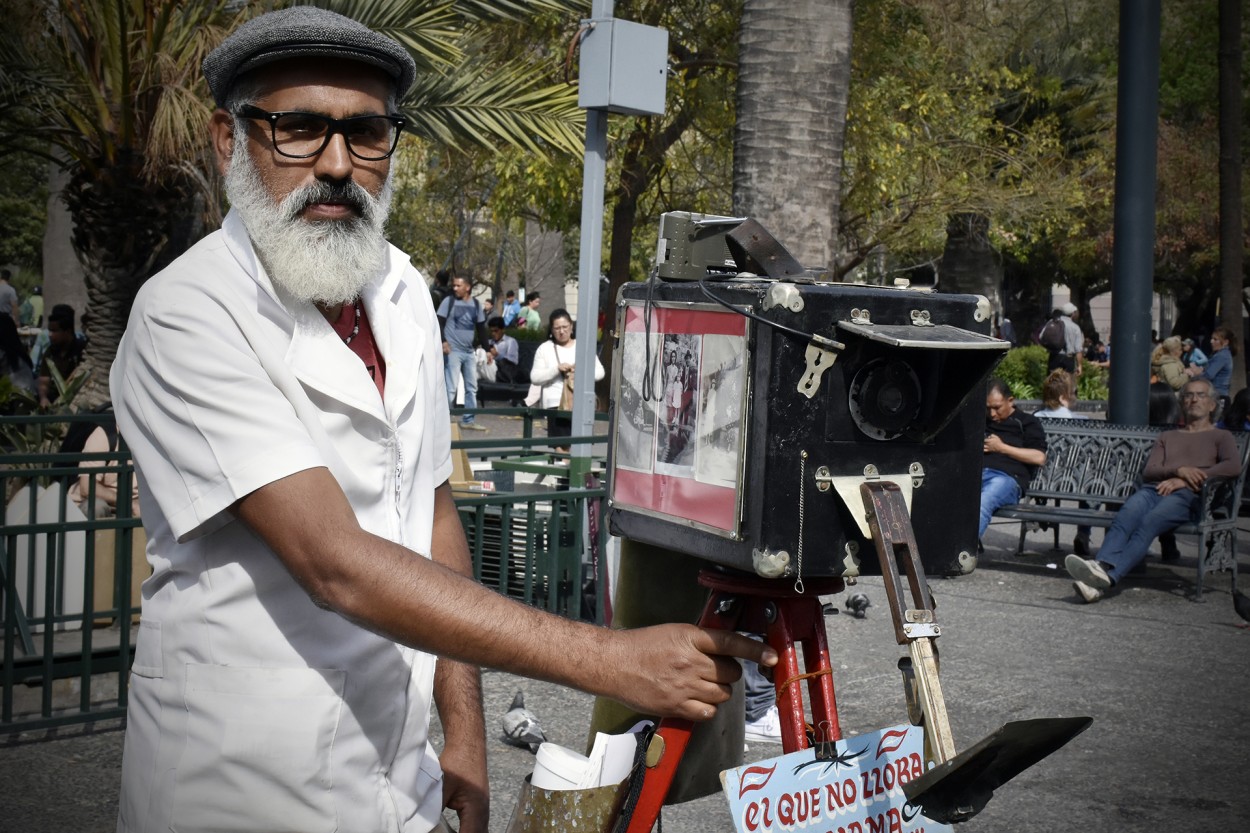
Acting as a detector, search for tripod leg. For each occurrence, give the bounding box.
[860,480,957,764]
[624,589,737,833]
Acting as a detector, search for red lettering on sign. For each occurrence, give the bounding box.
[761,796,773,828]
[778,792,795,826]
[866,812,887,833]
[882,760,896,791]
[809,788,821,821]
[887,806,903,833]
[744,801,759,831]
[910,753,924,781]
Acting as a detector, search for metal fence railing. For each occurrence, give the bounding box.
[1,408,608,733]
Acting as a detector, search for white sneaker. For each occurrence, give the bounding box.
[744,704,782,744]
[1065,554,1111,589]
[1073,580,1104,604]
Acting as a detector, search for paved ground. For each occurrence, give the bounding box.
[3,415,1248,831]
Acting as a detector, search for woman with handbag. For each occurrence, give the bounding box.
[528,308,604,443]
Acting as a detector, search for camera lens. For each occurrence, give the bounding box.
[848,358,922,440]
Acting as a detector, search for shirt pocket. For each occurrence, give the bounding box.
[171,663,345,833]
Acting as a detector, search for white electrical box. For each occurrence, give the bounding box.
[578,18,669,116]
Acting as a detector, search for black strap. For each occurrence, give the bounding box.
[612,725,656,833]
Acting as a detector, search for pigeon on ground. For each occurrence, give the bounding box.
[501,690,547,752]
[845,593,871,618]
[1234,587,1250,629]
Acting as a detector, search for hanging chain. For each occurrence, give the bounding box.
[795,450,807,594]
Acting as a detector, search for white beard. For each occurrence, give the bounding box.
[224,144,394,306]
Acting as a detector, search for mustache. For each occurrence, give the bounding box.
[281,179,373,220]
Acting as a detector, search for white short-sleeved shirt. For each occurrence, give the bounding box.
[112,210,453,833]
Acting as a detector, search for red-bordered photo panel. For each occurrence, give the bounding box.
[610,301,749,537]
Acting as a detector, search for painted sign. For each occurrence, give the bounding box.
[721,724,953,833]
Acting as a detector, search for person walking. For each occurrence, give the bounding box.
[518,292,542,329]
[438,274,488,430]
[109,10,773,832]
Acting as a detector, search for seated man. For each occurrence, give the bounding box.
[476,315,521,385]
[1066,378,1241,603]
[979,378,1047,540]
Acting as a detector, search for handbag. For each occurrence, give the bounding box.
[559,373,575,411]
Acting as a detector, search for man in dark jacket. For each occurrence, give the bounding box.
[978,378,1047,539]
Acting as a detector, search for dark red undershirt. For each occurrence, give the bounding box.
[331,301,386,398]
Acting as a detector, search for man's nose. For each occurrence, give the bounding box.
[314,132,354,181]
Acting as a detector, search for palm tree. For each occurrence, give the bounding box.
[0,0,587,407]
[731,0,855,273]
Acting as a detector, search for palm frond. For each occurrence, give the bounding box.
[404,55,584,156]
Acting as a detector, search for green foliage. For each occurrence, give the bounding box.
[1076,358,1109,402]
[507,325,550,342]
[0,150,49,271]
[841,0,1116,282]
[992,345,1108,403]
[993,345,1049,401]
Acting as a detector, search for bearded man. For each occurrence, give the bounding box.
[110,8,772,833]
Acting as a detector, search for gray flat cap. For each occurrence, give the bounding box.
[203,6,416,106]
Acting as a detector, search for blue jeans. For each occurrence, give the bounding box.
[1098,484,1197,583]
[979,469,1021,538]
[444,348,478,423]
[741,634,774,722]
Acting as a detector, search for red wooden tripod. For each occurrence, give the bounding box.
[623,570,847,833]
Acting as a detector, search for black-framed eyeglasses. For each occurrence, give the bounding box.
[234,105,406,161]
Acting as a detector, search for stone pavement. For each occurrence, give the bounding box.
[3,451,1249,831]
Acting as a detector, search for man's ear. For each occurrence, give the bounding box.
[208,109,236,176]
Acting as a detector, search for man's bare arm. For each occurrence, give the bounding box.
[430,483,488,833]
[230,467,775,720]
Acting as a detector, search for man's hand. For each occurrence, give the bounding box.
[603,625,777,721]
[1157,477,1189,496]
[983,434,1005,454]
[439,737,489,833]
[1174,466,1207,491]
[443,340,451,356]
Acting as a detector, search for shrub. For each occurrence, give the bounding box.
[992,346,1109,402]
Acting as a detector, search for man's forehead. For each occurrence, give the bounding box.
[246,58,393,112]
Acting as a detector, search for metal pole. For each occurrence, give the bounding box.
[1108,0,1161,426]
[571,0,615,483]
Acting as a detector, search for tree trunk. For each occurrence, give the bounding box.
[62,156,196,409]
[524,220,565,324]
[732,0,854,275]
[938,213,1004,315]
[1218,0,1244,394]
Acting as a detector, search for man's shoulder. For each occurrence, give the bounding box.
[1015,408,1043,426]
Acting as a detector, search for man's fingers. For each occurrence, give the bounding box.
[695,628,778,667]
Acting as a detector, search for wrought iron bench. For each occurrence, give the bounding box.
[991,418,1250,599]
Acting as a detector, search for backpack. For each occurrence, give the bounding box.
[1038,317,1066,353]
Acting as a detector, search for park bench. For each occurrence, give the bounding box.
[991,418,1250,599]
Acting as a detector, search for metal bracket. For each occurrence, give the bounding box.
[797,341,839,399]
[849,307,872,325]
[903,622,942,639]
[763,282,804,313]
[909,309,935,327]
[751,547,790,578]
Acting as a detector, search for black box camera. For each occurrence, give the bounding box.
[606,213,1008,578]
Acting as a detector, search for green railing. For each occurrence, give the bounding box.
[1,408,609,732]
